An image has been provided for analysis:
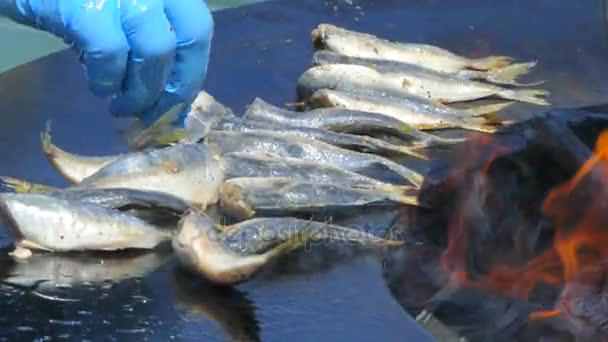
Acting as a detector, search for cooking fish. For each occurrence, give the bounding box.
[311,23,514,73]
[219,177,418,220]
[42,122,119,183]
[297,64,549,105]
[1,179,194,213]
[124,92,426,158]
[311,50,543,87]
[244,97,465,147]
[224,152,417,192]
[74,143,226,209]
[0,193,173,254]
[309,89,507,133]
[213,116,428,159]
[204,130,424,187]
[172,210,403,285]
[0,178,196,228]
[129,91,237,149]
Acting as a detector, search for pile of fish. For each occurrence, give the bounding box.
[0,23,549,287]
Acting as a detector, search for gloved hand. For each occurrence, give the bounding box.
[0,0,214,126]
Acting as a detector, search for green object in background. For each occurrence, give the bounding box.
[0,0,269,74]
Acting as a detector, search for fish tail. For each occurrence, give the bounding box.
[40,120,56,158]
[497,88,551,106]
[0,176,56,194]
[392,185,420,206]
[470,55,514,71]
[460,117,506,133]
[468,101,515,116]
[486,61,545,86]
[385,143,429,160]
[384,161,424,189]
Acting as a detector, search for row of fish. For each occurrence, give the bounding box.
[0,23,550,287]
[294,23,550,134]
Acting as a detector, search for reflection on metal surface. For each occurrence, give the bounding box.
[170,268,261,342]
[0,248,171,298]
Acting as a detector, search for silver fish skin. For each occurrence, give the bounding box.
[219,177,418,220]
[172,210,401,285]
[310,89,502,133]
[0,193,172,252]
[0,179,194,227]
[214,116,426,158]
[75,143,226,209]
[221,217,404,256]
[297,63,548,105]
[311,50,543,87]
[204,130,424,187]
[311,23,514,73]
[244,97,464,147]
[224,152,413,191]
[3,251,170,290]
[53,188,194,213]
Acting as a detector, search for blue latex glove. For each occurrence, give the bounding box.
[0,0,214,126]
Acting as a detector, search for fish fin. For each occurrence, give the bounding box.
[459,116,508,133]
[17,239,53,252]
[468,101,515,116]
[395,185,420,206]
[0,176,57,194]
[470,56,514,71]
[40,120,56,158]
[486,61,545,86]
[8,246,32,260]
[263,222,316,259]
[123,103,188,151]
[497,88,551,106]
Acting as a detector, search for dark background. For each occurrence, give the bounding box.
[0,0,607,340]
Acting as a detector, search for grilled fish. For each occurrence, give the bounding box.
[0,193,172,254]
[311,23,514,73]
[172,210,402,285]
[219,177,418,220]
[309,89,507,133]
[297,64,548,105]
[311,50,543,87]
[204,130,424,187]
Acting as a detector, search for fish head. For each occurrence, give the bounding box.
[173,210,223,268]
[173,210,257,285]
[185,92,233,142]
[219,181,255,221]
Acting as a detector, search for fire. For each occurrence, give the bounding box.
[440,129,608,328]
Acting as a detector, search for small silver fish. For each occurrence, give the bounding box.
[297,63,548,105]
[204,130,424,187]
[74,143,226,209]
[311,23,514,73]
[172,210,403,285]
[219,176,418,220]
[310,89,507,133]
[244,97,465,147]
[0,193,172,254]
[311,50,544,87]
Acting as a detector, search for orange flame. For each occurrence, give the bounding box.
[440,129,608,326]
